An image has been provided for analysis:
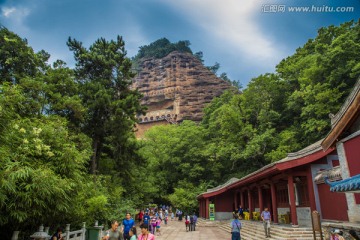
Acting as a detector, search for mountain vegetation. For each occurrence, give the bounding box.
[0,19,359,239]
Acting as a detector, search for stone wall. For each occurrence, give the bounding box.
[215,212,233,220]
[296,207,311,226]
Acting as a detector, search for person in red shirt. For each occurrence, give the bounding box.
[138,210,144,224]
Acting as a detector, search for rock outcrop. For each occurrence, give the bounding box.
[132,51,232,136]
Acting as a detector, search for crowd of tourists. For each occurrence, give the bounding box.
[101,205,198,240]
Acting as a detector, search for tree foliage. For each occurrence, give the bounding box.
[0,19,359,238]
[133,38,192,61]
[67,36,145,176]
[0,28,142,239]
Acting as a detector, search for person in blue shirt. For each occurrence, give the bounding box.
[143,212,151,231]
[191,213,197,231]
[122,213,135,240]
[238,205,244,219]
[261,207,271,238]
[230,214,242,240]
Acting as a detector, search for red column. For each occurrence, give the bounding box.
[270,182,278,223]
[201,200,204,218]
[240,190,244,209]
[234,191,238,211]
[198,200,201,217]
[205,198,210,219]
[203,200,205,217]
[288,175,298,226]
[307,168,316,211]
[258,186,263,212]
[248,189,253,219]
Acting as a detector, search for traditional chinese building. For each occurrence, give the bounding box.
[198,78,360,227]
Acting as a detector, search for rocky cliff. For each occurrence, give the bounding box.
[132,51,232,135]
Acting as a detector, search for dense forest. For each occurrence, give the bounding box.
[0,19,359,239]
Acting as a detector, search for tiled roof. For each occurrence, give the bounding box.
[325,174,360,193]
[282,139,323,161]
[197,140,334,199]
[204,177,239,194]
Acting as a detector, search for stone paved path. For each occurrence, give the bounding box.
[140,219,230,240]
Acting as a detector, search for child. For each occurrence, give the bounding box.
[156,217,162,236]
[129,227,137,240]
[150,216,157,235]
[164,215,168,225]
[185,214,190,232]
[171,212,174,221]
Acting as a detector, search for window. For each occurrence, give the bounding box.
[296,179,310,207]
[276,184,289,207]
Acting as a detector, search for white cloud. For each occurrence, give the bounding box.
[1,6,31,32]
[158,0,280,63]
[2,7,16,17]
[1,6,30,19]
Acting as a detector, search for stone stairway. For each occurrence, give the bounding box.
[198,218,324,240]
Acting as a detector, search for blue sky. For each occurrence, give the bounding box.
[0,0,359,87]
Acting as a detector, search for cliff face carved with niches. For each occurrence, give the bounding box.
[132,51,231,137]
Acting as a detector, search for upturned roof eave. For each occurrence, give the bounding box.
[321,78,360,150]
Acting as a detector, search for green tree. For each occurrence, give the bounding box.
[0,84,92,237]
[277,20,360,143]
[0,27,44,84]
[67,36,145,179]
[139,121,217,203]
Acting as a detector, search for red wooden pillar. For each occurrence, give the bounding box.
[258,186,264,212]
[202,200,205,218]
[205,198,210,219]
[248,189,253,219]
[201,200,204,218]
[288,175,298,226]
[307,168,316,211]
[240,190,244,209]
[234,191,238,211]
[270,182,278,223]
[198,200,201,217]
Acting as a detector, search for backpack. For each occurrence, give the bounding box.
[190,215,194,223]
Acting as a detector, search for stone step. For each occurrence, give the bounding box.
[217,221,324,240]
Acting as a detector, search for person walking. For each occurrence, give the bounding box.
[155,217,162,236]
[184,214,190,232]
[261,207,271,238]
[103,220,122,240]
[191,213,197,231]
[143,212,151,231]
[230,214,242,240]
[150,214,157,235]
[129,227,137,240]
[164,215,168,225]
[137,223,155,240]
[138,210,144,224]
[238,205,244,219]
[122,213,135,240]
